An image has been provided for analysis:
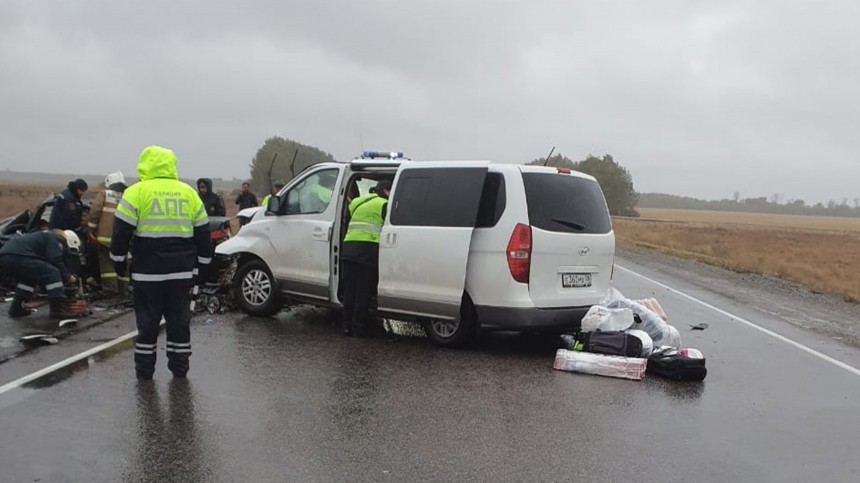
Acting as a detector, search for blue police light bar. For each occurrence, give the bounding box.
[361,151,404,159]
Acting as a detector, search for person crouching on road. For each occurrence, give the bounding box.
[86,171,129,298]
[112,146,213,380]
[0,230,84,319]
[340,179,391,337]
[196,177,226,217]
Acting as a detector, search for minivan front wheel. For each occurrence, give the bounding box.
[234,259,282,317]
[423,295,477,348]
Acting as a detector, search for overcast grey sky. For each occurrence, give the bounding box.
[1,0,858,204]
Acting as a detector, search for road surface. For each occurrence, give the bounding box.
[0,248,858,482]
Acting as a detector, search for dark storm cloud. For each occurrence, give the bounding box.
[1,0,858,204]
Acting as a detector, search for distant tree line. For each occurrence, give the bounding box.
[639,192,860,218]
[527,153,639,216]
[249,137,337,195]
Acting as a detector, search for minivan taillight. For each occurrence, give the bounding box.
[507,223,532,283]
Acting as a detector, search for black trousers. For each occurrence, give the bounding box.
[132,279,193,377]
[0,254,66,299]
[341,260,378,336]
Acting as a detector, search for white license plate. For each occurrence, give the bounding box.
[562,273,592,288]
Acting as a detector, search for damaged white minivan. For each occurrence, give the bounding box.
[216,153,616,347]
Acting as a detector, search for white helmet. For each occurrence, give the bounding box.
[104,171,125,187]
[63,230,82,254]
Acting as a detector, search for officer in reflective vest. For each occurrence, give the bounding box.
[340,179,391,337]
[111,145,212,379]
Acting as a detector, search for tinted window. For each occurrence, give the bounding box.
[522,173,612,234]
[475,173,506,228]
[390,167,486,227]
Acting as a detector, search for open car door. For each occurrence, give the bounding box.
[377,162,489,320]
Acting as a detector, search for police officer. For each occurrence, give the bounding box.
[0,229,83,319]
[86,171,129,297]
[112,146,212,380]
[261,180,286,208]
[49,178,88,231]
[340,179,391,337]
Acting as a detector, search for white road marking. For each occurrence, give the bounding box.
[0,318,165,397]
[616,265,860,378]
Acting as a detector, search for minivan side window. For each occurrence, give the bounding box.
[522,173,612,234]
[284,169,339,215]
[475,173,506,228]
[390,167,486,227]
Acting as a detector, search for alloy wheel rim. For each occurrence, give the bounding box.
[242,269,271,306]
[431,319,459,338]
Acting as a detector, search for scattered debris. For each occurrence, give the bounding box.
[690,323,709,331]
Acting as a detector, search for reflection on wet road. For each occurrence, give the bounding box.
[1,263,859,482]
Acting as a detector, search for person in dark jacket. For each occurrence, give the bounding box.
[0,230,84,319]
[196,178,226,217]
[48,178,88,230]
[234,181,258,210]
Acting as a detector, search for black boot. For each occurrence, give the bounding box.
[49,298,82,320]
[8,296,34,318]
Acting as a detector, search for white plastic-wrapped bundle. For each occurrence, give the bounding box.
[601,288,682,348]
[553,349,647,381]
[580,305,634,333]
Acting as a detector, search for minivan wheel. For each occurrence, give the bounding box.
[234,259,282,317]
[423,295,477,348]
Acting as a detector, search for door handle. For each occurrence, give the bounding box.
[312,226,328,241]
[388,232,397,247]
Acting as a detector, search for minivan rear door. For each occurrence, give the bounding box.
[378,162,489,319]
[520,167,615,308]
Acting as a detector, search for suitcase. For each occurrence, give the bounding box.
[578,331,644,358]
[647,347,707,381]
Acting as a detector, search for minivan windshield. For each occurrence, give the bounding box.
[522,173,612,234]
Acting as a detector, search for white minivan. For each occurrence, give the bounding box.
[216,154,616,346]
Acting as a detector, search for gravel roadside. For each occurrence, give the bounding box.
[617,245,860,348]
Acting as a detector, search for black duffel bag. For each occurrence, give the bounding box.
[577,331,644,358]
[647,347,707,381]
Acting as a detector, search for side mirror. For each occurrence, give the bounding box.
[267,195,281,215]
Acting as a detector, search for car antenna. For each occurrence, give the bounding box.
[542,146,556,166]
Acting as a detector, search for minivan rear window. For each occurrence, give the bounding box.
[522,173,612,234]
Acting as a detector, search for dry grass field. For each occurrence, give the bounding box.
[1,181,243,229]
[616,208,860,302]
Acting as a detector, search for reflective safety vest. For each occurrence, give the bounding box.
[111,145,212,282]
[344,194,387,244]
[115,180,207,240]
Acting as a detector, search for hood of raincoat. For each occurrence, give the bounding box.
[196,178,213,193]
[137,145,179,181]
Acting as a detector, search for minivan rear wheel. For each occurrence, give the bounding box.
[423,294,477,348]
[234,259,282,317]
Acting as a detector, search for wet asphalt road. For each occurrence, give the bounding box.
[1,255,859,482]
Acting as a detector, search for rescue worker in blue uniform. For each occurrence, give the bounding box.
[340,179,391,337]
[112,146,212,379]
[0,230,84,319]
[49,178,88,231]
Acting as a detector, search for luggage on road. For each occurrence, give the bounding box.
[553,349,647,381]
[647,347,707,381]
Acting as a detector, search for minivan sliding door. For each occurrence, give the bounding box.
[377,163,488,319]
